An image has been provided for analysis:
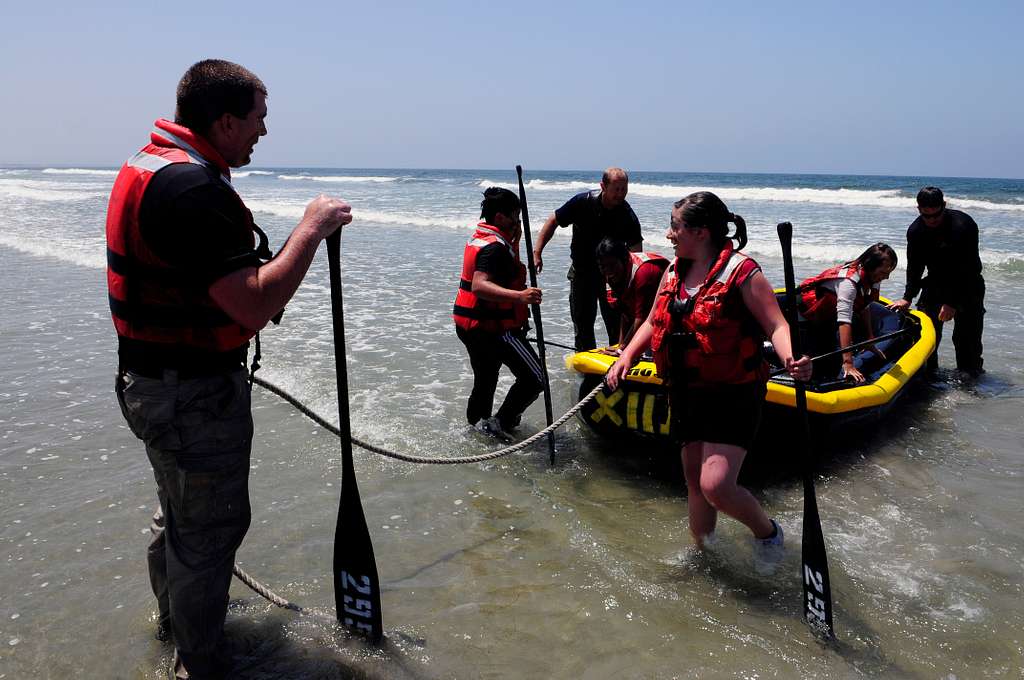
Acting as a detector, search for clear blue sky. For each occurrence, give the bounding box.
[1,0,1021,177]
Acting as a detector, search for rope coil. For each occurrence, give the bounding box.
[250,375,603,464]
[233,375,603,611]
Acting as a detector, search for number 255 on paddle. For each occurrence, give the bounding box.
[804,565,827,623]
[341,570,375,632]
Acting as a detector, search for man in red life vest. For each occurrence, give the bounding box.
[595,237,669,354]
[453,187,544,441]
[107,59,352,679]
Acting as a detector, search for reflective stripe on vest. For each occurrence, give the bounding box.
[649,244,766,386]
[106,118,260,352]
[453,222,529,333]
[798,262,876,323]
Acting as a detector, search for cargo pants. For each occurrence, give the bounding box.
[116,368,253,679]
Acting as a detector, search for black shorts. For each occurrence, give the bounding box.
[670,380,767,450]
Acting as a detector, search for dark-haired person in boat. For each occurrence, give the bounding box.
[454,187,545,442]
[888,187,985,377]
[107,59,352,679]
[799,243,898,383]
[595,237,669,354]
[606,192,810,575]
[532,167,643,351]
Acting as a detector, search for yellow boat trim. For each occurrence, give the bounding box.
[565,297,936,416]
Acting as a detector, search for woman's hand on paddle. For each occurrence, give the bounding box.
[786,354,813,382]
[520,287,542,305]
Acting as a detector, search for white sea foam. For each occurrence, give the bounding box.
[479,178,594,193]
[0,179,103,202]
[0,234,105,269]
[481,178,1024,212]
[246,199,469,230]
[41,168,117,176]
[278,174,400,183]
[232,170,275,178]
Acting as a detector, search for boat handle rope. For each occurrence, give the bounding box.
[251,374,604,465]
[226,377,604,613]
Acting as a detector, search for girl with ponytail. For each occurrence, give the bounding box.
[607,191,810,575]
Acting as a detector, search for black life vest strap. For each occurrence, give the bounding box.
[453,304,516,320]
[108,294,234,328]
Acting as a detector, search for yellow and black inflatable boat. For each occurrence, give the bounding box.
[567,296,936,447]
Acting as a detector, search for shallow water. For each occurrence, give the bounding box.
[1,167,1022,678]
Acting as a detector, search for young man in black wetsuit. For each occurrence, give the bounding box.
[888,186,985,376]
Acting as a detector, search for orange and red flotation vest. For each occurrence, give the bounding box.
[649,243,767,386]
[798,262,877,323]
[453,222,529,333]
[106,119,262,353]
[606,251,669,312]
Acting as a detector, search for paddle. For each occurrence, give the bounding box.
[526,337,576,353]
[516,165,556,465]
[778,222,835,640]
[327,229,383,643]
[768,326,913,378]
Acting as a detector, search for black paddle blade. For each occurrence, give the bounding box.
[777,222,836,640]
[327,230,384,643]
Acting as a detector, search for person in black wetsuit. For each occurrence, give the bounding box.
[888,186,985,376]
[531,167,643,351]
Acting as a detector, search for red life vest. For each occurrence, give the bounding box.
[649,243,767,386]
[106,119,262,353]
[798,262,877,323]
[452,222,530,333]
[606,251,669,313]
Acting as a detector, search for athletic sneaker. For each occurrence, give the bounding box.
[474,417,513,443]
[752,519,785,576]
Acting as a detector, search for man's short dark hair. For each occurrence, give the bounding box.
[916,186,945,208]
[595,237,630,262]
[480,187,520,223]
[601,167,628,185]
[175,59,267,136]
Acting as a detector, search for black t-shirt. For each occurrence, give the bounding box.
[475,242,516,287]
[120,163,265,369]
[902,208,984,308]
[555,190,643,274]
[139,163,263,288]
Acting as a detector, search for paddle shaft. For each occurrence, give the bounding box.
[778,222,835,639]
[526,337,576,352]
[327,230,383,643]
[768,326,913,378]
[516,165,556,464]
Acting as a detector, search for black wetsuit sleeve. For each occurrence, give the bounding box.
[944,213,982,309]
[140,164,262,289]
[902,221,925,302]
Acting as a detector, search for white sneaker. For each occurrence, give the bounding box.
[752,519,784,576]
[474,416,513,443]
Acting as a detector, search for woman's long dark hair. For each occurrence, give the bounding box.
[673,191,747,251]
[848,242,898,272]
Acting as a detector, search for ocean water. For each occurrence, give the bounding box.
[1,166,1022,678]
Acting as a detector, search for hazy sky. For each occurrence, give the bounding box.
[1,0,1021,177]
